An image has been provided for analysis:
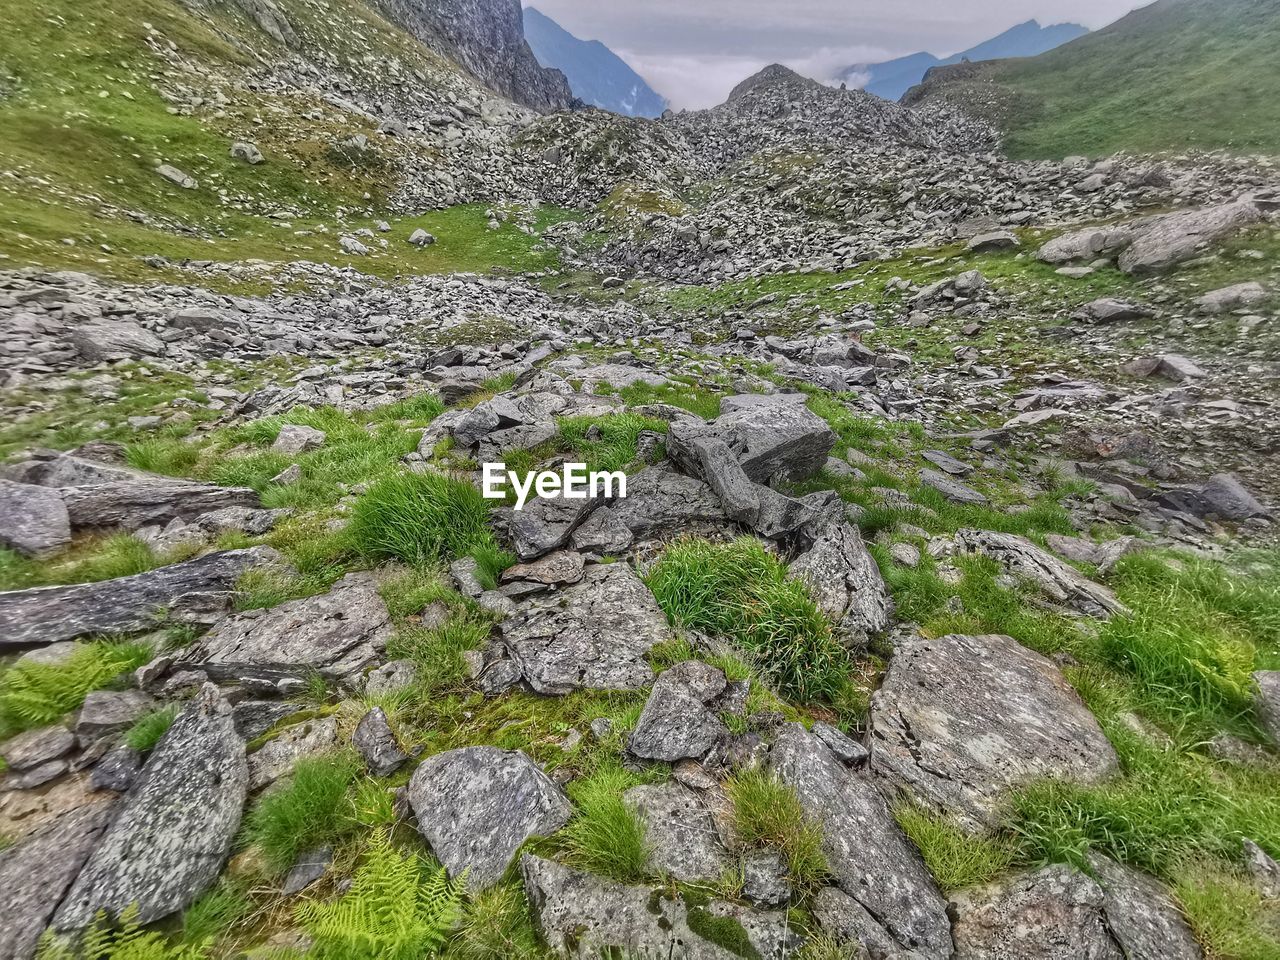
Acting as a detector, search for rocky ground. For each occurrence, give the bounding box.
[2,2,1280,960]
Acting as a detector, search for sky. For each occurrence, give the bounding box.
[523,0,1153,109]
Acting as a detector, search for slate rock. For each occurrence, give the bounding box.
[788,522,892,638]
[183,573,393,685]
[920,468,987,505]
[353,707,410,777]
[571,467,732,554]
[231,700,304,741]
[623,782,732,883]
[688,435,830,540]
[870,633,1119,832]
[812,886,919,960]
[509,494,603,561]
[501,551,585,588]
[1,725,75,772]
[53,684,248,929]
[408,747,572,889]
[1118,198,1261,275]
[363,659,419,699]
[59,476,260,532]
[769,724,952,959]
[1195,281,1266,313]
[75,690,154,741]
[0,546,284,647]
[0,480,70,557]
[248,716,340,791]
[283,846,333,896]
[1087,853,1203,960]
[90,745,143,793]
[628,662,729,763]
[69,321,165,361]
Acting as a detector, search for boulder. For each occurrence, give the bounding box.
[668,394,836,485]
[0,547,285,647]
[953,529,1128,618]
[0,480,70,557]
[570,467,731,554]
[509,494,603,561]
[408,747,572,889]
[67,321,165,361]
[59,477,260,532]
[1074,298,1153,324]
[53,685,248,929]
[1123,354,1207,381]
[271,424,326,454]
[75,690,154,741]
[352,707,410,777]
[521,854,797,959]
[409,229,436,247]
[1156,474,1272,522]
[788,522,892,638]
[248,716,340,791]
[486,563,669,695]
[622,782,732,883]
[628,662,729,763]
[230,141,264,164]
[967,231,1019,253]
[1086,853,1204,960]
[769,724,952,959]
[870,633,1119,832]
[920,468,987,505]
[1254,671,1280,744]
[181,573,393,686]
[1195,281,1267,314]
[1119,199,1262,275]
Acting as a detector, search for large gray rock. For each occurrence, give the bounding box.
[1,725,75,772]
[75,690,154,741]
[950,865,1123,959]
[0,480,70,557]
[408,747,571,889]
[486,563,670,694]
[870,633,1118,832]
[68,321,165,361]
[788,522,892,638]
[521,854,798,959]
[0,547,285,647]
[953,529,1128,618]
[0,799,116,960]
[812,886,923,960]
[628,662,729,763]
[920,468,987,505]
[1157,474,1272,522]
[182,573,393,685]
[1037,224,1140,265]
[769,724,952,960]
[1119,199,1262,275]
[668,394,836,485]
[1086,854,1203,960]
[53,684,248,930]
[59,477,260,532]
[622,782,732,884]
[352,707,410,777]
[1195,281,1267,314]
[570,467,732,554]
[509,494,603,561]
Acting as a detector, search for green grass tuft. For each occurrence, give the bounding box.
[123,706,179,752]
[559,762,651,883]
[725,768,827,891]
[348,471,498,568]
[894,805,1016,892]
[240,752,360,873]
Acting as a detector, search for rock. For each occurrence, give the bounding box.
[573,467,731,554]
[668,394,836,484]
[1119,199,1261,275]
[283,846,332,896]
[68,321,165,361]
[340,236,370,256]
[769,724,952,959]
[501,551,585,588]
[0,547,286,647]
[1254,671,1280,744]
[788,522,892,638]
[408,747,572,889]
[1074,298,1152,323]
[182,573,393,686]
[271,424,326,454]
[0,798,116,960]
[1086,853,1203,960]
[622,782,731,883]
[231,701,304,741]
[230,141,264,164]
[156,164,197,189]
[950,865,1124,959]
[1194,281,1266,313]
[870,633,1119,832]
[363,659,418,699]
[967,231,1019,253]
[1,725,75,772]
[521,854,797,959]
[1244,839,1280,899]
[409,229,437,247]
[921,450,972,476]
[741,850,791,908]
[53,684,248,930]
[75,690,154,741]
[487,563,669,694]
[2,758,67,791]
[271,463,302,485]
[0,480,70,557]
[91,745,143,793]
[811,721,868,767]
[812,886,917,960]
[509,494,603,561]
[248,717,340,791]
[1123,354,1207,380]
[920,468,988,505]
[953,529,1128,618]
[353,707,410,777]
[628,662,729,763]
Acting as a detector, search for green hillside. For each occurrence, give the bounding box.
[904,0,1280,159]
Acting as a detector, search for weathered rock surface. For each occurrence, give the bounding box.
[59,477,260,532]
[53,685,248,930]
[182,573,392,685]
[1254,671,1280,744]
[570,467,731,553]
[408,747,572,889]
[870,633,1118,831]
[353,707,410,777]
[248,716,340,791]
[1086,853,1203,960]
[788,522,892,638]
[622,782,731,883]
[0,547,285,647]
[628,662,729,763]
[769,724,952,959]
[0,480,70,557]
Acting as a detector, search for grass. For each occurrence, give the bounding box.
[725,768,827,891]
[645,537,851,705]
[555,413,668,473]
[123,705,179,752]
[0,640,153,737]
[348,471,499,568]
[559,761,651,883]
[239,752,361,873]
[450,883,543,960]
[895,805,1017,892]
[385,612,496,700]
[1174,861,1280,960]
[0,534,168,591]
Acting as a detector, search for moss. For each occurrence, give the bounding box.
[685,906,761,960]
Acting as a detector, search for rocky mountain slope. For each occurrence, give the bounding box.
[1,1,1280,959]
[523,7,667,119]
[903,0,1280,158]
[840,19,1087,102]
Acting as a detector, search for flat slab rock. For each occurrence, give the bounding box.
[487,563,671,695]
[0,546,285,647]
[954,529,1128,618]
[870,633,1119,832]
[521,854,799,960]
[769,724,952,960]
[59,477,260,532]
[788,522,892,638]
[0,479,71,557]
[181,573,392,685]
[408,747,571,889]
[570,466,732,554]
[53,684,248,930]
[622,782,732,884]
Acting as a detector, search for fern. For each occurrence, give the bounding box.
[0,641,152,737]
[36,908,208,960]
[297,829,464,960]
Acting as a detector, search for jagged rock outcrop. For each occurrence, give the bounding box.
[788,522,892,638]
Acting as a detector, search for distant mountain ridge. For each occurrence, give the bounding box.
[842,19,1088,101]
[523,7,667,118]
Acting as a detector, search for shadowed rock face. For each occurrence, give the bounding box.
[369,0,572,112]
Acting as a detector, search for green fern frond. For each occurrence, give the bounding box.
[36,907,209,960]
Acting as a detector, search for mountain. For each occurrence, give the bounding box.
[902,0,1280,159]
[369,0,572,112]
[843,19,1087,101]
[522,7,667,118]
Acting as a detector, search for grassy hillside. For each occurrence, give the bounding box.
[904,0,1280,159]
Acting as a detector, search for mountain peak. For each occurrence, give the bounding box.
[727,64,818,103]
